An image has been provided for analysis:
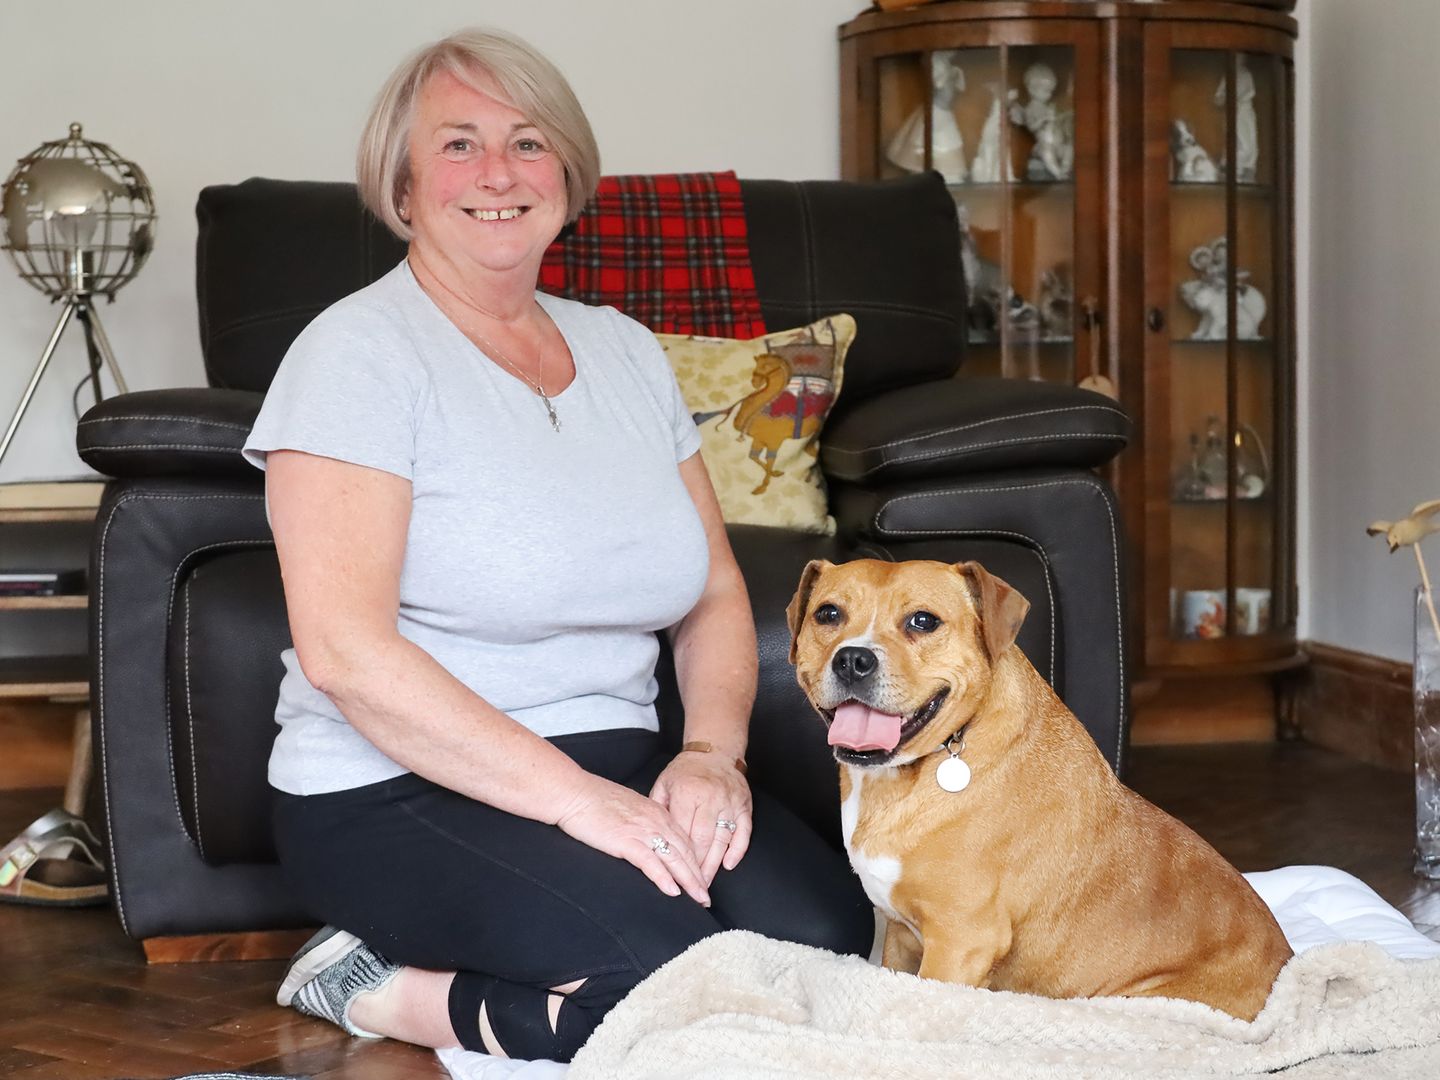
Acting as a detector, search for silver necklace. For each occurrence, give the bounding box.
[408,255,561,432]
[470,329,561,433]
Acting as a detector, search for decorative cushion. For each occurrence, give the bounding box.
[660,315,855,534]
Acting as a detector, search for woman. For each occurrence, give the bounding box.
[241,28,872,1064]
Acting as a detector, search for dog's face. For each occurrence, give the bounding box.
[786,559,1030,769]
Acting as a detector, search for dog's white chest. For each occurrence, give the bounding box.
[840,772,905,922]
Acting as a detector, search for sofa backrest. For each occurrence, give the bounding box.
[195,173,966,409]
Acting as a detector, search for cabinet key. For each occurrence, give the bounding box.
[1146,307,1166,333]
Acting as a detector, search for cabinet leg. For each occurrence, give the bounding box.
[63,707,92,816]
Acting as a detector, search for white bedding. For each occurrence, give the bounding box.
[437,865,1440,1080]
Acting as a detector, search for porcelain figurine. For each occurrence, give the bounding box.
[1180,237,1267,340]
[1171,118,1219,183]
[969,84,1016,183]
[1007,62,1074,181]
[885,50,967,183]
[1214,55,1259,183]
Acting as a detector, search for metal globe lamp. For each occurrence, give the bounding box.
[0,122,157,467]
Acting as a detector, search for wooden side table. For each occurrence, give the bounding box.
[1,490,101,816]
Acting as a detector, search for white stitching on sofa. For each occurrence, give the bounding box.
[96,491,267,936]
[84,444,240,452]
[161,537,271,856]
[182,582,206,863]
[78,415,253,431]
[836,432,1129,480]
[873,477,1126,773]
[826,404,1129,458]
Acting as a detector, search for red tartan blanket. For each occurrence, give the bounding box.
[539,171,766,339]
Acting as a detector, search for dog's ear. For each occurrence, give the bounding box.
[785,559,833,664]
[956,561,1030,661]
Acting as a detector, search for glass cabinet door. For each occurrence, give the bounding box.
[1163,47,1290,648]
[875,39,1094,386]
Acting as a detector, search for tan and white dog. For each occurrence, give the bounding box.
[786,557,1292,1021]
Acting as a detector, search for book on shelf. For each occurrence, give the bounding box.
[0,569,88,595]
[0,477,106,510]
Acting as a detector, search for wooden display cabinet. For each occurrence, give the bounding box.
[840,1,1302,733]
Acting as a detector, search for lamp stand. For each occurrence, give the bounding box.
[0,291,129,469]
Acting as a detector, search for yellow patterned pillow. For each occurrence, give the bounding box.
[658,315,855,535]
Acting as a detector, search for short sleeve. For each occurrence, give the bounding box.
[607,308,702,463]
[242,302,425,479]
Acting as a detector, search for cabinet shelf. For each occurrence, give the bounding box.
[0,655,89,700]
[1171,494,1272,507]
[1171,338,1273,347]
[948,181,1076,194]
[969,335,1074,346]
[1171,182,1275,197]
[0,594,88,611]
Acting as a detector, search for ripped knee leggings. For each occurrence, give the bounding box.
[272,728,874,1062]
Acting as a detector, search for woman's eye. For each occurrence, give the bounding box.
[513,137,549,159]
[906,611,941,633]
[444,138,473,154]
[814,604,842,626]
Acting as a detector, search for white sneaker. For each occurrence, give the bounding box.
[276,925,400,1038]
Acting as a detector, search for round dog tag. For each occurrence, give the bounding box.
[936,756,971,793]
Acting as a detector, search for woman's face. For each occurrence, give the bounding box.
[404,68,568,281]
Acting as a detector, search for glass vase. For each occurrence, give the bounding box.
[1414,587,1440,878]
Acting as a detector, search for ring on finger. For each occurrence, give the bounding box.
[650,835,672,856]
[716,818,738,833]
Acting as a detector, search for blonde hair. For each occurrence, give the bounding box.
[357,28,600,239]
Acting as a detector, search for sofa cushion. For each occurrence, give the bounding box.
[661,315,854,534]
[168,547,289,865]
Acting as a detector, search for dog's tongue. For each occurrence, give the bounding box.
[828,702,904,752]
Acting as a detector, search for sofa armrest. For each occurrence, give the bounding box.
[78,387,264,479]
[822,377,1130,485]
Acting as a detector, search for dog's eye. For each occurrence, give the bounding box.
[813,603,842,625]
[906,611,942,633]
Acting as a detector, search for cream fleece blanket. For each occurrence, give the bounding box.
[565,929,1440,1079]
[438,868,1440,1080]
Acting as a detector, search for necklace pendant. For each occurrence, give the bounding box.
[540,391,561,432]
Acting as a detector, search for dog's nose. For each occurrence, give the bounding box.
[832,646,878,687]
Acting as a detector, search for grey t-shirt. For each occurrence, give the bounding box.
[242,260,708,795]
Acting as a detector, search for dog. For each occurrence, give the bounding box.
[786,558,1292,1021]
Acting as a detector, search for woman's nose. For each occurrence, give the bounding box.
[473,149,515,191]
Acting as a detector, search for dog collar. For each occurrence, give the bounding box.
[935,723,972,793]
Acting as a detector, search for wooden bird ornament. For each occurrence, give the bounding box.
[1367,499,1440,641]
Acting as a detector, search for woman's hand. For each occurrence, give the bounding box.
[650,750,753,884]
[554,774,712,907]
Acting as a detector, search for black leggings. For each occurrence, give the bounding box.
[273,728,873,1062]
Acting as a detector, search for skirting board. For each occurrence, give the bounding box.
[1292,641,1411,773]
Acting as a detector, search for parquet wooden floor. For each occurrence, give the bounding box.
[1,741,1436,1078]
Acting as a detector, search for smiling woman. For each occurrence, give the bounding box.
[238,25,874,1070]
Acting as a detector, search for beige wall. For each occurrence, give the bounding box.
[0,0,859,485]
[1304,0,1437,660]
[9,1,1407,665]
